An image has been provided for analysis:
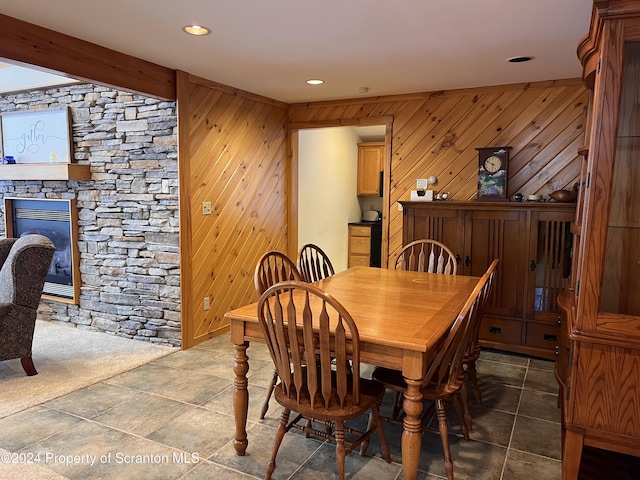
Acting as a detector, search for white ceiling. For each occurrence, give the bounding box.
[0,1,593,103]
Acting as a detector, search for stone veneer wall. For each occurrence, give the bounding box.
[0,83,181,347]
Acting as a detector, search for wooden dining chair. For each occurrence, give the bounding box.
[394,239,458,275]
[257,281,391,480]
[297,243,335,283]
[254,251,303,419]
[364,265,496,480]
[390,238,459,417]
[254,251,302,296]
[463,259,499,404]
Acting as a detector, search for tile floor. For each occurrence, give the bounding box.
[0,334,563,479]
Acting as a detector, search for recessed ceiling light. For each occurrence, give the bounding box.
[507,56,534,63]
[306,79,324,85]
[182,25,211,36]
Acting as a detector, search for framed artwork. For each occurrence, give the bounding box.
[1,107,73,164]
[476,147,511,201]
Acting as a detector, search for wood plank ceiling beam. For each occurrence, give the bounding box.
[0,14,176,100]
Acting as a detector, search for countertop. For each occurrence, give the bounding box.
[348,220,382,227]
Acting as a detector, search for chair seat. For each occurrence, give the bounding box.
[372,366,465,399]
[275,376,385,422]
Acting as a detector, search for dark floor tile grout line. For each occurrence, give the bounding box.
[8,408,86,454]
[476,358,529,367]
[499,358,530,480]
[285,441,331,480]
[515,413,561,426]
[506,446,563,463]
[97,377,243,420]
[481,377,559,397]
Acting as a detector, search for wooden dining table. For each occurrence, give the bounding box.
[224,266,481,480]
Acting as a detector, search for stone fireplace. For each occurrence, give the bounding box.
[0,83,181,346]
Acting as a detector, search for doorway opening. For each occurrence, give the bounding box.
[290,118,392,271]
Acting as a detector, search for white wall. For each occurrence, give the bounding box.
[0,63,79,94]
[298,127,362,272]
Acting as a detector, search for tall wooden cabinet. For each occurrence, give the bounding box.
[556,2,640,478]
[401,201,574,359]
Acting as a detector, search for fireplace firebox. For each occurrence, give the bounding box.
[3,197,80,303]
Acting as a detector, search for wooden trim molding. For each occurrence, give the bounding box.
[176,70,193,349]
[288,79,584,109]
[0,14,176,100]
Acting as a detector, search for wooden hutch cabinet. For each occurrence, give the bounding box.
[401,201,574,359]
[556,2,640,478]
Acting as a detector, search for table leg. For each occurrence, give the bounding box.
[233,341,249,456]
[402,378,423,480]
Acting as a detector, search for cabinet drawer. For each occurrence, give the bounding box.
[350,237,371,254]
[349,255,370,267]
[525,322,560,350]
[478,317,522,346]
[349,226,372,237]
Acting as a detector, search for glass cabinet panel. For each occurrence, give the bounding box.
[601,41,640,315]
[530,213,573,321]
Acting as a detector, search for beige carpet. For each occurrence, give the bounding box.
[0,320,176,419]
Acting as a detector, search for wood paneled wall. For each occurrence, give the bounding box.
[177,72,289,347]
[289,79,589,262]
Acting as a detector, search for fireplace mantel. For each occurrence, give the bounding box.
[0,163,90,181]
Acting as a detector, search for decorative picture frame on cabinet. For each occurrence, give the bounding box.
[476,147,511,201]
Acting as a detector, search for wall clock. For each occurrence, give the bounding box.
[476,147,511,201]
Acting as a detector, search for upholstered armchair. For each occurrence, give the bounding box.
[0,234,55,376]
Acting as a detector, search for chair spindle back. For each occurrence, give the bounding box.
[258,281,360,409]
[254,251,302,295]
[395,239,457,275]
[297,244,335,283]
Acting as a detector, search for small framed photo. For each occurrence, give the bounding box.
[1,107,73,164]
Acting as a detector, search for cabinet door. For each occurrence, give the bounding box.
[599,42,640,318]
[464,209,526,319]
[357,143,383,196]
[527,210,573,323]
[402,206,465,264]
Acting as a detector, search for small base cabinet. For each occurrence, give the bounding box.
[400,201,575,359]
[348,222,381,268]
